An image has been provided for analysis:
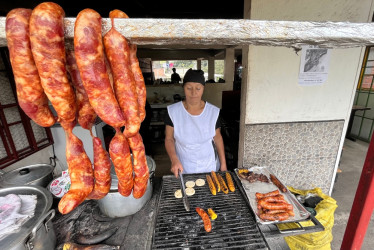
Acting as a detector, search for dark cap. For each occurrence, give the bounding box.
[183,68,205,86]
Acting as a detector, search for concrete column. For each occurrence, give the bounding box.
[238,0,251,168]
[197,59,201,70]
[224,48,235,83]
[208,56,215,81]
[238,45,248,168]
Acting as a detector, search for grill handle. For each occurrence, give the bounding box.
[270,213,324,237]
[278,221,305,234]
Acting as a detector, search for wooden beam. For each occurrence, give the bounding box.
[136,49,218,60]
[0,17,374,48]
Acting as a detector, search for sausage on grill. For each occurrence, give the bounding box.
[196,207,212,232]
[104,10,140,138]
[74,8,126,128]
[5,8,55,127]
[29,2,76,123]
[127,133,149,199]
[109,128,134,196]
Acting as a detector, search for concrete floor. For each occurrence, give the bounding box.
[330,139,374,250]
[150,139,374,249]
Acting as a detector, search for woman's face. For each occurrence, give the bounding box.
[183,82,204,103]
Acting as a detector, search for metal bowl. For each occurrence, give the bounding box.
[0,164,54,188]
[96,156,156,218]
[0,185,56,250]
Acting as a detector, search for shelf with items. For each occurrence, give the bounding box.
[149,105,167,142]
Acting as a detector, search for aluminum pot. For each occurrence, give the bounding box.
[97,156,156,218]
[0,185,56,250]
[0,159,55,188]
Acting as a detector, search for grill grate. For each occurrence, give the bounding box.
[152,173,269,249]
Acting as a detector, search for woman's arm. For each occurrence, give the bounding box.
[165,125,183,177]
[214,128,227,171]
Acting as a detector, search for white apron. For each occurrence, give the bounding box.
[167,101,220,174]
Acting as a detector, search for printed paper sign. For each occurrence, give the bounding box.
[299,45,331,86]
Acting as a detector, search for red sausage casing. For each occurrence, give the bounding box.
[87,137,112,200]
[127,133,149,199]
[66,50,97,130]
[29,2,76,123]
[58,129,94,214]
[104,10,140,138]
[74,9,126,128]
[196,207,212,232]
[6,8,55,127]
[109,129,134,196]
[129,44,147,122]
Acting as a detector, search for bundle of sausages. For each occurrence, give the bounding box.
[5,2,149,214]
[256,190,295,221]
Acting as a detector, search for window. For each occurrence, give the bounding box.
[0,48,53,168]
[152,59,225,83]
[214,60,224,82]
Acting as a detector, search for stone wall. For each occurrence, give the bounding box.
[243,120,344,193]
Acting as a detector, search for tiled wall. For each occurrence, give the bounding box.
[243,120,344,194]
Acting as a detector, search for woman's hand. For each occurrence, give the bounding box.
[170,159,184,178]
[220,163,227,172]
[214,128,228,172]
[165,125,184,178]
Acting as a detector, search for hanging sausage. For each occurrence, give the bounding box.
[5,8,56,127]
[66,50,111,200]
[29,2,94,214]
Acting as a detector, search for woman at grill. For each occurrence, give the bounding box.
[164,68,227,177]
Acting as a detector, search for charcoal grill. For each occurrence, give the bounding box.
[152,172,269,249]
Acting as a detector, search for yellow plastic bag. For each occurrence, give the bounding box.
[277,187,338,250]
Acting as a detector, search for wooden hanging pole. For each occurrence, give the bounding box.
[1,17,374,48]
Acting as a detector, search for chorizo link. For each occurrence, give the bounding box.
[58,128,94,214]
[104,10,140,138]
[74,9,126,128]
[259,194,288,204]
[255,190,280,200]
[129,43,146,122]
[86,137,112,200]
[5,8,56,127]
[65,50,112,200]
[105,55,114,90]
[196,207,212,232]
[263,209,289,214]
[127,133,149,199]
[29,2,76,123]
[109,128,134,196]
[270,174,288,193]
[65,50,96,130]
[259,212,289,221]
[109,9,129,18]
[258,199,293,211]
[107,9,146,122]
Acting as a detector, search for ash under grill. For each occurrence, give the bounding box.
[152,173,269,249]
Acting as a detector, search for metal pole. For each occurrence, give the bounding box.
[341,137,374,249]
